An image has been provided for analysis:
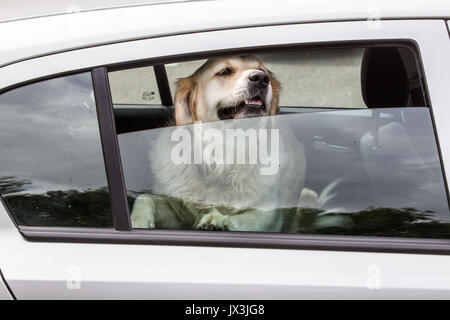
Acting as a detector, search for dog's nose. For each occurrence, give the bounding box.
[248,71,270,88]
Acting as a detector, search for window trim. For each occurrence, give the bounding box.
[18,226,450,255]
[153,64,173,106]
[2,39,450,255]
[92,67,132,231]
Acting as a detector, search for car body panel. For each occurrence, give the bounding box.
[0,0,170,23]
[2,0,447,24]
[0,202,15,299]
[0,0,450,68]
[1,206,450,299]
[0,270,13,300]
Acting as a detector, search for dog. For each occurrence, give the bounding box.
[130,55,322,232]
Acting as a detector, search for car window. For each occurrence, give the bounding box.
[0,73,113,227]
[109,46,450,238]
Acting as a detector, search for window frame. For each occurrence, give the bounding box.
[1,21,450,255]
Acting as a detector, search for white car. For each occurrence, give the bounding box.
[0,0,450,300]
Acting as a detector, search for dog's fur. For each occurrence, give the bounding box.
[130,55,317,232]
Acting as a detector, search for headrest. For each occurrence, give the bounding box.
[361,47,409,108]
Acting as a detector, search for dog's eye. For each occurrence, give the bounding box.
[216,68,232,77]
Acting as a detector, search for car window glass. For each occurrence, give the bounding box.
[109,47,450,238]
[0,73,113,227]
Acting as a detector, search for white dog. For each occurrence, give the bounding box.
[130,55,321,232]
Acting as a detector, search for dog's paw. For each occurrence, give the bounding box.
[130,194,156,229]
[298,178,343,209]
[298,188,320,208]
[196,209,229,231]
[131,215,156,229]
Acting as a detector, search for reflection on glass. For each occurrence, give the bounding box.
[0,73,113,227]
[118,107,450,238]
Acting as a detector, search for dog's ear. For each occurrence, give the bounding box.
[174,77,199,126]
[268,71,281,115]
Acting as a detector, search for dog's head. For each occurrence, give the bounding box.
[174,55,280,126]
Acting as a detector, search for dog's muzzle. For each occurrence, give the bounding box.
[217,96,267,120]
[217,71,270,120]
[248,71,270,89]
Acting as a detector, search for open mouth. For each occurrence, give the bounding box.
[217,97,265,120]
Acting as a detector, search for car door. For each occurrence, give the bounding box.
[1,18,450,300]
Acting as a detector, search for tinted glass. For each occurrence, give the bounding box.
[118,108,450,238]
[110,49,450,238]
[0,73,113,227]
